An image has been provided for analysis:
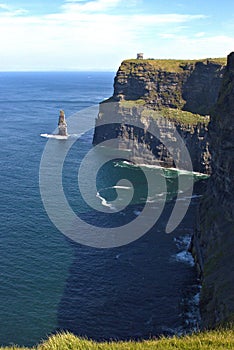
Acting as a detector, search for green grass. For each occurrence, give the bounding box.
[159,108,210,125]
[118,99,146,108]
[1,328,234,350]
[120,58,226,73]
[119,100,210,125]
[141,108,209,126]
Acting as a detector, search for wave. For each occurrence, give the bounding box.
[146,193,167,203]
[40,132,85,140]
[176,194,202,202]
[173,235,194,266]
[182,288,201,331]
[109,185,132,190]
[174,251,195,267]
[114,160,209,177]
[133,210,141,216]
[96,185,134,210]
[40,133,68,140]
[98,185,132,196]
[96,191,116,210]
[174,235,192,249]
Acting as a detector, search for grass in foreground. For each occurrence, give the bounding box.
[2,328,234,350]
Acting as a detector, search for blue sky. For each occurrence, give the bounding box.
[0,0,233,71]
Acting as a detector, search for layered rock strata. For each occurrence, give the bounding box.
[191,52,234,327]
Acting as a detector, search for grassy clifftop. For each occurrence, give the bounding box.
[1,328,234,350]
[118,100,210,126]
[114,57,226,117]
[120,58,227,73]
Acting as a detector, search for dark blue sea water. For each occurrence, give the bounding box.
[0,72,202,347]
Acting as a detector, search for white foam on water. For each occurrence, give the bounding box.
[40,133,68,140]
[145,192,167,203]
[176,194,203,202]
[114,161,133,168]
[133,210,141,216]
[183,288,201,331]
[193,292,201,306]
[174,251,195,267]
[167,167,208,177]
[174,235,192,249]
[173,235,194,266]
[96,192,116,210]
[99,186,132,192]
[112,185,132,190]
[69,133,85,138]
[115,160,209,177]
[40,132,85,140]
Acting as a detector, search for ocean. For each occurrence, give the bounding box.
[0,72,203,347]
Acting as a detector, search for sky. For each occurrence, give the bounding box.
[0,0,234,71]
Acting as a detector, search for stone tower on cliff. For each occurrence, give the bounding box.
[137,53,144,59]
[58,110,68,136]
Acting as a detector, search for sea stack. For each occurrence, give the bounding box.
[58,110,68,136]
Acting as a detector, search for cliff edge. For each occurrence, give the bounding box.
[113,58,225,115]
[93,57,226,174]
[191,52,234,327]
[93,54,233,327]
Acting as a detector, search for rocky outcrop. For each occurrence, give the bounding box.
[93,102,211,174]
[191,52,234,327]
[93,58,226,174]
[92,54,233,328]
[58,110,68,136]
[113,58,225,114]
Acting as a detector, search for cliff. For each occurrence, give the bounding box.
[112,58,226,114]
[93,102,211,173]
[93,54,233,327]
[93,57,226,174]
[191,52,234,327]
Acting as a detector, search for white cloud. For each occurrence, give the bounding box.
[0,0,231,70]
[62,0,123,13]
[0,2,28,16]
[159,33,177,39]
[131,14,206,25]
[152,35,234,59]
[0,3,10,10]
[65,0,87,2]
[194,32,205,37]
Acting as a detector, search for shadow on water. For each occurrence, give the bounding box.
[57,192,203,341]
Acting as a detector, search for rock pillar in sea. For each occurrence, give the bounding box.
[58,110,68,136]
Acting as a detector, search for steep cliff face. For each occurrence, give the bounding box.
[93,54,233,328]
[113,58,225,114]
[191,52,234,327]
[93,102,211,173]
[94,58,226,174]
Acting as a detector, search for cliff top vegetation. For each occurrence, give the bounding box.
[120,57,226,73]
[145,107,210,126]
[118,100,210,126]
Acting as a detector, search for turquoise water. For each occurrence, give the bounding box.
[0,72,202,346]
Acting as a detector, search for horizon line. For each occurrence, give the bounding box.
[0,69,116,73]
